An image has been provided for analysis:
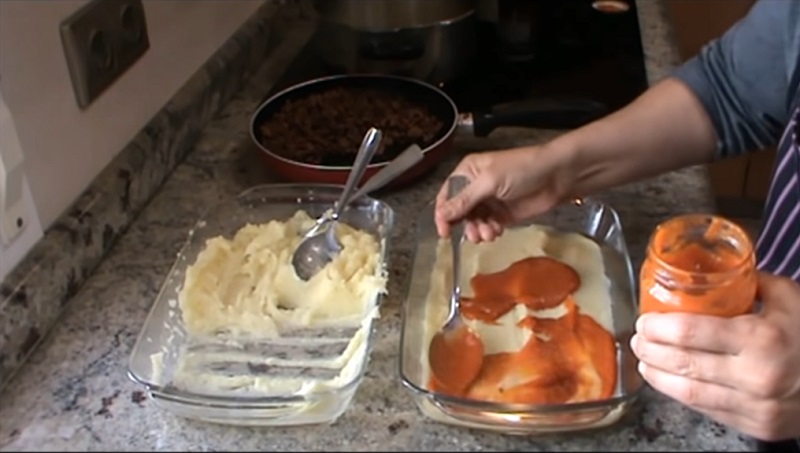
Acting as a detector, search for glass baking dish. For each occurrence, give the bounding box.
[399,198,644,434]
[127,184,394,426]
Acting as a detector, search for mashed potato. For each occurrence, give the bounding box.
[179,210,387,337]
[164,210,387,398]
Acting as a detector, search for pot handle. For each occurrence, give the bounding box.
[359,42,425,61]
[470,98,609,136]
[359,33,426,61]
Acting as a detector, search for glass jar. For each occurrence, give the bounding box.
[639,214,757,317]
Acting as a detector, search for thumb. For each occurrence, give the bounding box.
[438,178,490,222]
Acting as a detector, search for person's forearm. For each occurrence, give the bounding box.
[548,77,718,198]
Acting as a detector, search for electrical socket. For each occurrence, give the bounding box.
[60,0,150,109]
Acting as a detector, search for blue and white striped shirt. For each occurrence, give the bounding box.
[672,0,800,450]
[756,107,800,278]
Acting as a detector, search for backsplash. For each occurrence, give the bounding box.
[0,0,263,230]
[0,0,313,392]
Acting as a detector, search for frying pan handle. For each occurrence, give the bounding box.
[470,99,609,136]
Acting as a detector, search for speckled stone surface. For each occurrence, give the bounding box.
[0,1,757,451]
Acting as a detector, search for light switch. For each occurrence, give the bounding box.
[0,91,43,280]
[0,92,37,246]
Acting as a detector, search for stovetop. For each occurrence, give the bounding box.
[263,0,648,117]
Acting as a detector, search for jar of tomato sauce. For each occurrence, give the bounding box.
[639,214,757,317]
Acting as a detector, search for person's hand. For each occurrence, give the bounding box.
[434,145,574,242]
[631,272,800,441]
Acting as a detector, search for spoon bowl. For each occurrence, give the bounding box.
[428,175,484,395]
[292,141,424,281]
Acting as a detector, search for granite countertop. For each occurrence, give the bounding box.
[0,1,756,451]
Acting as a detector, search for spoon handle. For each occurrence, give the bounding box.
[334,128,383,218]
[447,175,469,310]
[348,143,425,202]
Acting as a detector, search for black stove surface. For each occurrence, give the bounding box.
[263,0,648,117]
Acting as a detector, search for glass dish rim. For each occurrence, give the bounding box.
[398,197,644,414]
[126,183,396,407]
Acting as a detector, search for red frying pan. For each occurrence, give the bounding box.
[249,74,607,188]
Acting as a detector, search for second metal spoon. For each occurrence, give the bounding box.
[428,175,485,394]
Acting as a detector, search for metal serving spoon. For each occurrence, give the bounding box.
[347,143,424,202]
[428,175,485,394]
[291,127,382,281]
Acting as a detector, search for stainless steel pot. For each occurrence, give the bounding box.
[311,0,477,84]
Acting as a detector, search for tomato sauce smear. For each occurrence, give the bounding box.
[429,256,617,404]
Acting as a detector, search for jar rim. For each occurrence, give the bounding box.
[646,214,755,280]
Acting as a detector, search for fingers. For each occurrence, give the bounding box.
[435,170,486,238]
[464,222,480,243]
[434,165,507,241]
[434,169,470,238]
[631,333,737,388]
[488,218,503,236]
[433,148,542,240]
[468,203,504,242]
[435,180,454,238]
[464,222,489,243]
[636,313,745,355]
[637,361,747,413]
[464,219,504,243]
[438,201,506,242]
[437,176,492,225]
